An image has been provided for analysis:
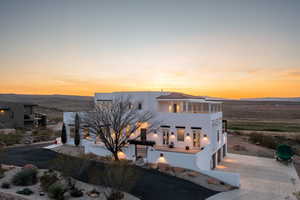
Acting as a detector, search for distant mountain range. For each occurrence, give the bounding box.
[240,97,300,102]
[1,93,300,103]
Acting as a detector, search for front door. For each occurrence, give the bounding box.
[192,130,201,148]
[162,129,169,145]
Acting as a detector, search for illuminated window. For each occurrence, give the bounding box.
[177,128,185,142]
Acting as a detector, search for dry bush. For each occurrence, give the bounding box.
[249,132,278,149]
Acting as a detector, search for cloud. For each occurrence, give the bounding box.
[287,71,300,77]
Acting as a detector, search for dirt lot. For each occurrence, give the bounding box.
[227,132,300,177]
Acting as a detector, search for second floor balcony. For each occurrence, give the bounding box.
[157,99,222,114]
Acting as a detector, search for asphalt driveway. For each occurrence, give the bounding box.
[0,145,218,200]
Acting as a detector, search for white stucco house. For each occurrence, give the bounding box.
[63,91,240,187]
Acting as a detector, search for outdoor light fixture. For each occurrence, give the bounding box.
[171,132,174,135]
[204,134,207,138]
[0,110,4,113]
[160,153,164,157]
[186,133,190,136]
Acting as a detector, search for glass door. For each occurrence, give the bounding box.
[192,129,201,148]
[162,129,169,145]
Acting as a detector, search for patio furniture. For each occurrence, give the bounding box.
[275,144,294,162]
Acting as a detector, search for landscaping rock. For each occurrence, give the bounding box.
[148,163,158,170]
[172,167,186,174]
[207,178,221,185]
[186,171,199,177]
[157,163,171,172]
[23,164,38,170]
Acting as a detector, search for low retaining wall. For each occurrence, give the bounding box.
[199,170,240,187]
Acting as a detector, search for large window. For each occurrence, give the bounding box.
[177,128,185,142]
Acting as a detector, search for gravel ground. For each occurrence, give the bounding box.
[0,167,138,200]
[0,144,218,200]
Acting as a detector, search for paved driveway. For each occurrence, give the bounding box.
[208,153,300,200]
[0,144,218,200]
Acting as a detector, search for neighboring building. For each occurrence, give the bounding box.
[0,101,47,129]
[63,91,239,187]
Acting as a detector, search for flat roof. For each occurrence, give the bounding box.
[157,92,205,100]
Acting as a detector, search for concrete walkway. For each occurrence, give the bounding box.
[207,153,300,200]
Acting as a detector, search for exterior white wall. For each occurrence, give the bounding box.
[147,147,200,171]
[95,92,170,112]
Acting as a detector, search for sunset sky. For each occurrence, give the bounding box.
[0,0,299,98]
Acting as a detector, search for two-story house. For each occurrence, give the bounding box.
[63,91,239,187]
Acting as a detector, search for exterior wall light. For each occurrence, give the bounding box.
[171,132,174,135]
[160,153,164,157]
[0,110,4,113]
[204,134,207,138]
[186,133,190,136]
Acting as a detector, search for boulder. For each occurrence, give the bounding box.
[23,164,38,170]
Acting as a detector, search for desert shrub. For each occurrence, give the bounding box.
[12,168,38,186]
[107,191,124,200]
[32,128,57,142]
[249,132,263,143]
[0,132,23,146]
[294,135,300,144]
[70,187,83,198]
[81,153,113,162]
[1,182,10,189]
[235,131,242,136]
[261,136,278,149]
[249,133,278,149]
[40,170,59,192]
[48,183,67,200]
[16,188,34,196]
[0,167,5,179]
[94,160,139,199]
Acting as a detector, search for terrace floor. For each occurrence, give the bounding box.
[208,153,300,200]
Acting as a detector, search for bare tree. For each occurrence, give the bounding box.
[83,97,158,161]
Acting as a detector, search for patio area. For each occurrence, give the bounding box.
[207,153,300,200]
